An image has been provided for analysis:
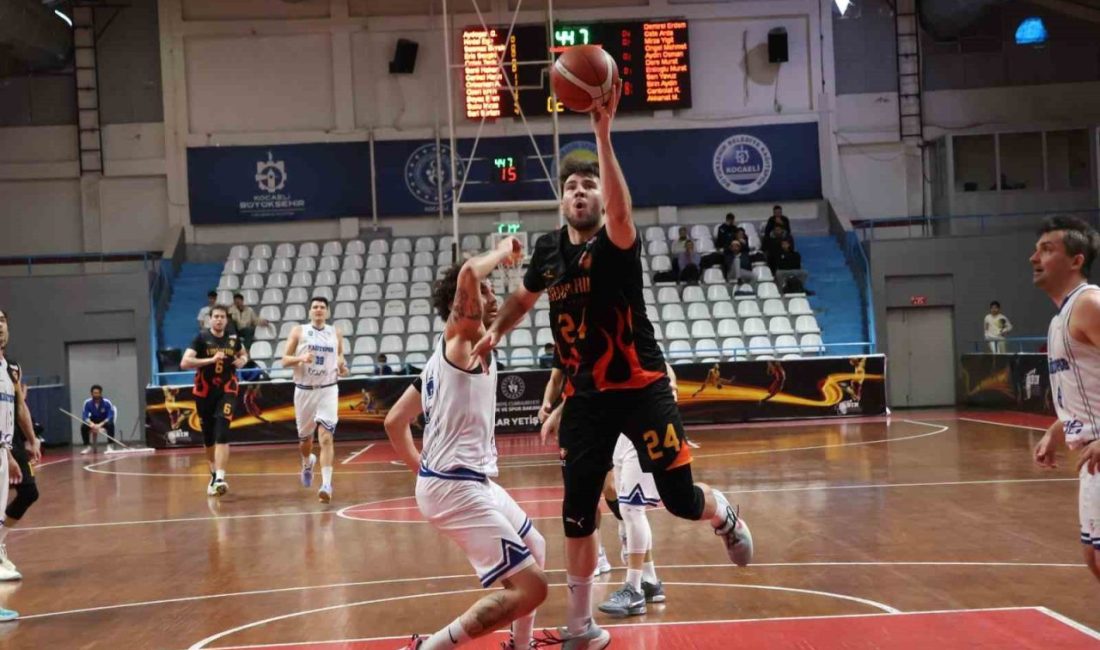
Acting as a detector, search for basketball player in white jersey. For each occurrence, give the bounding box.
[0,310,25,620]
[1031,216,1100,583]
[282,296,349,503]
[384,237,548,650]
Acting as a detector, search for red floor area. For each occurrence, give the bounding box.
[218,608,1100,649]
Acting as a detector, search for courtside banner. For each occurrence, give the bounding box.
[187,143,373,224]
[145,356,884,448]
[958,353,1053,414]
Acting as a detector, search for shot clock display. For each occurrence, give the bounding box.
[491,156,523,184]
[462,19,691,120]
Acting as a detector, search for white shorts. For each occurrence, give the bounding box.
[294,385,339,439]
[613,435,660,507]
[415,475,535,588]
[1080,465,1100,549]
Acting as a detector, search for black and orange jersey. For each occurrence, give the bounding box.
[524,226,666,396]
[189,330,242,397]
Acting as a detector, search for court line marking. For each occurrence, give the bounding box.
[186,581,900,649]
[957,416,1049,432]
[81,419,946,479]
[200,606,1092,649]
[19,562,1083,623]
[1037,605,1100,640]
[340,443,374,465]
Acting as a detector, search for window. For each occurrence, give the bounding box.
[953,135,996,192]
[998,132,1042,191]
[1047,130,1092,191]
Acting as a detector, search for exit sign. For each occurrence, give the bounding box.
[910,295,928,306]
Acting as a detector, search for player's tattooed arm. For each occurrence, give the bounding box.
[448,237,523,336]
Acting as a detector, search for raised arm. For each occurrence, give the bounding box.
[383,384,425,474]
[592,81,634,250]
[448,237,523,342]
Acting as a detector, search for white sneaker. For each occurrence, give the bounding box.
[318,484,332,504]
[593,546,612,577]
[211,478,228,497]
[0,546,18,581]
[556,620,610,649]
[0,563,21,582]
[80,446,92,455]
[715,506,753,567]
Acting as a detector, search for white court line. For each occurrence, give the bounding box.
[34,457,72,469]
[20,562,1082,623]
[957,416,1050,432]
[1036,606,1100,640]
[203,606,1048,649]
[187,581,900,649]
[340,443,374,465]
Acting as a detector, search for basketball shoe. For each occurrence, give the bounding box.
[714,504,753,566]
[597,583,646,617]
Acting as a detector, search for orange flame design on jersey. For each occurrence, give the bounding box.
[592,306,665,391]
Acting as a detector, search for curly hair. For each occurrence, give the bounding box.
[559,158,600,193]
[432,263,464,321]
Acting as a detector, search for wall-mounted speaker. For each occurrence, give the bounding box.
[768,28,788,64]
[389,38,419,74]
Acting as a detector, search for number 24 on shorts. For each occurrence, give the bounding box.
[643,423,681,461]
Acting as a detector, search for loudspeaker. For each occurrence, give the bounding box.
[389,38,419,74]
[768,28,788,63]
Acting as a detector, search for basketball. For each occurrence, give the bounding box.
[551,45,619,113]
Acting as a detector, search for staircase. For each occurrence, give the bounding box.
[161,263,223,352]
[797,236,868,353]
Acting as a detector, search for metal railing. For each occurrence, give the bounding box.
[853,209,1100,242]
[970,336,1046,354]
[0,250,163,275]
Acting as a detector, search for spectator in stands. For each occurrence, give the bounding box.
[677,240,702,284]
[197,291,217,330]
[229,293,268,348]
[762,224,794,262]
[374,354,393,376]
[764,205,792,239]
[772,239,811,295]
[725,240,753,285]
[80,384,115,454]
[670,227,690,256]
[983,301,1013,353]
[715,213,742,253]
[538,342,556,369]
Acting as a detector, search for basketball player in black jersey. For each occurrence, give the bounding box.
[181,304,248,497]
[475,85,753,649]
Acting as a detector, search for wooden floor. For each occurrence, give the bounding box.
[5,410,1100,649]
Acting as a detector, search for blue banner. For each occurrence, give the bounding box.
[185,124,820,223]
[187,143,373,224]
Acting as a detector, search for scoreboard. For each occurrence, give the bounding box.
[462,19,692,120]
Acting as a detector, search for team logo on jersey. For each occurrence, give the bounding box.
[404,143,465,207]
[500,375,525,400]
[713,134,773,195]
[255,151,287,193]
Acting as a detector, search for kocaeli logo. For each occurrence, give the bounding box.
[713,134,773,195]
[405,143,464,207]
[255,151,287,193]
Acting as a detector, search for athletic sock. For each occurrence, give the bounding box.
[512,610,536,649]
[321,466,333,486]
[710,489,731,528]
[422,617,470,649]
[642,561,658,583]
[626,568,643,591]
[215,469,226,481]
[565,574,594,635]
[0,523,9,544]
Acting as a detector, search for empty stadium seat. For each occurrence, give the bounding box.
[788,297,813,316]
[365,254,385,270]
[712,301,736,319]
[259,305,281,321]
[689,224,710,240]
[702,268,725,284]
[218,275,240,291]
[334,319,353,337]
[742,317,768,336]
[242,274,264,290]
[356,318,380,336]
[690,321,716,339]
[246,258,269,275]
[661,304,686,321]
[748,336,774,357]
[384,300,407,317]
[405,352,428,366]
[333,302,355,319]
[342,255,364,272]
[694,238,715,254]
[644,226,665,242]
[385,284,408,300]
[318,256,340,273]
[737,301,762,318]
[461,234,481,251]
[241,289,259,304]
[409,298,432,316]
[270,258,292,274]
[322,241,343,257]
[407,315,431,334]
[666,225,680,241]
[368,239,389,255]
[534,310,551,328]
[687,303,711,320]
[665,321,690,340]
[315,271,336,287]
[795,315,821,334]
[379,335,403,354]
[274,340,288,359]
[251,244,272,259]
[433,316,445,333]
[265,272,286,289]
[510,348,535,367]
[651,255,672,274]
[336,284,359,302]
[272,242,294,259]
[294,257,317,273]
[346,240,366,256]
[391,252,411,269]
[413,251,434,267]
[511,329,534,347]
[407,282,430,299]
[694,338,720,359]
[657,287,680,303]
[217,290,233,304]
[536,328,553,346]
[279,322,297,337]
[388,268,409,284]
[286,287,309,304]
[667,340,693,362]
[254,323,277,341]
[716,319,741,337]
[752,266,774,283]
[682,286,705,303]
[358,301,381,318]
[706,284,730,301]
[415,237,436,252]
[290,272,312,288]
[647,240,669,256]
[250,341,272,360]
[312,287,334,302]
[411,267,434,283]
[354,336,378,355]
[299,242,320,257]
[392,238,412,254]
[718,336,744,356]
[757,282,781,300]
[645,304,660,322]
[768,316,794,335]
[406,334,430,353]
[652,322,664,340]
[774,335,800,356]
[224,259,244,275]
[437,249,454,267]
[800,333,825,354]
[229,245,250,260]
[762,299,787,316]
[640,257,649,272]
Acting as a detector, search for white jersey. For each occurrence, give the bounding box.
[292,323,340,388]
[0,359,14,449]
[418,335,499,479]
[1048,283,1100,449]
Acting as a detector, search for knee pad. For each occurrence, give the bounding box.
[562,471,604,538]
[605,496,623,521]
[523,526,546,568]
[653,466,706,521]
[214,418,232,445]
[6,482,38,521]
[620,503,652,555]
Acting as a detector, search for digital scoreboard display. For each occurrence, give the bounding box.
[462,19,691,120]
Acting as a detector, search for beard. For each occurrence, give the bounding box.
[564,206,600,232]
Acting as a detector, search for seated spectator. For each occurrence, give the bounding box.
[677,240,702,283]
[374,354,393,376]
[772,239,810,294]
[670,226,690,257]
[538,342,556,369]
[762,224,794,261]
[725,240,753,284]
[715,213,741,253]
[764,205,791,239]
[197,291,217,330]
[230,293,269,348]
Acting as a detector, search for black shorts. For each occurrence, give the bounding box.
[560,376,692,476]
[195,391,237,444]
[9,443,34,486]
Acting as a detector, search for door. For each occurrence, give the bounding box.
[886,307,956,407]
[67,341,138,445]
